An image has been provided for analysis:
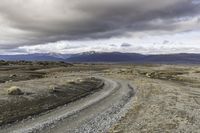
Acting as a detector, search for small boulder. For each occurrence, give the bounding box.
[76,78,84,83]
[7,86,23,95]
[90,77,96,80]
[68,80,76,84]
[9,74,17,78]
[49,85,60,93]
[145,73,151,78]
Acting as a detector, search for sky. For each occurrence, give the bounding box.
[0,0,200,55]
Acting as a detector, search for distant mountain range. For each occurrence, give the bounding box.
[1,52,200,64]
[66,52,200,64]
[0,53,66,61]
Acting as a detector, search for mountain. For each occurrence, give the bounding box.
[47,52,72,59]
[66,52,200,64]
[1,52,200,64]
[67,52,145,62]
[0,53,65,61]
[143,53,200,64]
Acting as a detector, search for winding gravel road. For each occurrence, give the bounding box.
[0,77,135,133]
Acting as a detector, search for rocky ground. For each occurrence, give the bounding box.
[108,64,200,133]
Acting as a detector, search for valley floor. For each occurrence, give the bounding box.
[0,62,200,132]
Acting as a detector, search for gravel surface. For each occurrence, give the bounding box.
[75,84,135,133]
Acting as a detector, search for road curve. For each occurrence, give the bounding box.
[0,77,135,133]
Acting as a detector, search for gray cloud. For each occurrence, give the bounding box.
[110,44,117,47]
[163,40,169,44]
[0,0,200,50]
[121,43,132,47]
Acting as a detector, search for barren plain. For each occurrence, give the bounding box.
[0,61,200,132]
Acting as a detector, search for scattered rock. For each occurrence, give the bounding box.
[76,79,84,83]
[9,74,17,78]
[5,80,13,84]
[49,85,61,93]
[91,77,96,80]
[145,73,151,78]
[68,80,76,84]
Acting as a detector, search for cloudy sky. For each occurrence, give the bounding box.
[0,0,200,54]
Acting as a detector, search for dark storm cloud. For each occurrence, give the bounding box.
[0,0,200,49]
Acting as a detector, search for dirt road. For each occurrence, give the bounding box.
[0,77,134,133]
